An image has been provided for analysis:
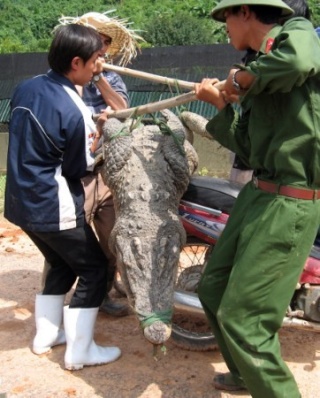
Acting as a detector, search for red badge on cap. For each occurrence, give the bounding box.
[265,38,274,54]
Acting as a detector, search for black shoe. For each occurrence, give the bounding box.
[213,372,247,392]
[99,297,130,317]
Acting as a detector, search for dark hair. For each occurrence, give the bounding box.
[282,0,311,20]
[48,25,102,74]
[230,5,282,24]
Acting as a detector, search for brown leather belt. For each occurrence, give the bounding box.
[252,177,320,200]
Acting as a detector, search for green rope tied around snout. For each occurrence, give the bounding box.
[139,309,173,329]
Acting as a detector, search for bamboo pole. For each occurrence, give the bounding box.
[102,62,195,91]
[94,91,198,121]
[102,62,226,92]
[95,64,227,120]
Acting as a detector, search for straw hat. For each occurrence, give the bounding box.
[211,0,293,22]
[57,11,144,66]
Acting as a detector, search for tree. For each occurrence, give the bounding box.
[0,0,319,53]
[141,10,222,47]
[309,0,320,27]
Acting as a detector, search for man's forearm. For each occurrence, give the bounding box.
[95,77,128,110]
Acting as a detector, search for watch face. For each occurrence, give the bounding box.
[93,75,100,82]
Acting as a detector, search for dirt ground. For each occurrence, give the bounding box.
[1,215,320,398]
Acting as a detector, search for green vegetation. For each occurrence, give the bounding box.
[2,0,319,54]
[0,0,221,53]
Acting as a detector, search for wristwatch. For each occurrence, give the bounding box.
[93,73,103,83]
[232,69,243,92]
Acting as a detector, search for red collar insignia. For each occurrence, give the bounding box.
[265,38,275,53]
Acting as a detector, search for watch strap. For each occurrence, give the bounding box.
[93,73,103,83]
[232,69,242,92]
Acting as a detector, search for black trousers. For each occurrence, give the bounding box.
[24,223,108,308]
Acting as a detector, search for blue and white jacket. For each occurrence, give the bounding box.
[5,70,96,232]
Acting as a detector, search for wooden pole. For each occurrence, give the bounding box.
[102,62,226,92]
[94,91,198,121]
[102,62,195,91]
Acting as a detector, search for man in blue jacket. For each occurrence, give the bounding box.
[48,11,143,317]
[5,24,121,370]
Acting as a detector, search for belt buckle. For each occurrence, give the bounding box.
[252,176,258,188]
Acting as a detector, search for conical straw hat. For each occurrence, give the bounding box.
[57,11,144,66]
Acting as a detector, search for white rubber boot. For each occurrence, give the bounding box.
[32,294,66,355]
[64,306,121,370]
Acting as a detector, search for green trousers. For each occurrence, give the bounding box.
[198,182,320,398]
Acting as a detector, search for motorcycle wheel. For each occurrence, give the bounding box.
[171,237,218,351]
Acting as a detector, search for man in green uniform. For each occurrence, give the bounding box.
[195,1,320,397]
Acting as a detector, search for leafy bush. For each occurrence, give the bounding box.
[141,10,224,47]
[0,0,319,53]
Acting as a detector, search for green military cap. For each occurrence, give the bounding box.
[211,0,294,22]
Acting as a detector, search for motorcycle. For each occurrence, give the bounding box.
[171,175,320,351]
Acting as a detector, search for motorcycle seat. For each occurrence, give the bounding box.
[182,176,243,214]
[182,176,320,249]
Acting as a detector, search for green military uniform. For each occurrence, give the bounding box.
[198,18,320,398]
